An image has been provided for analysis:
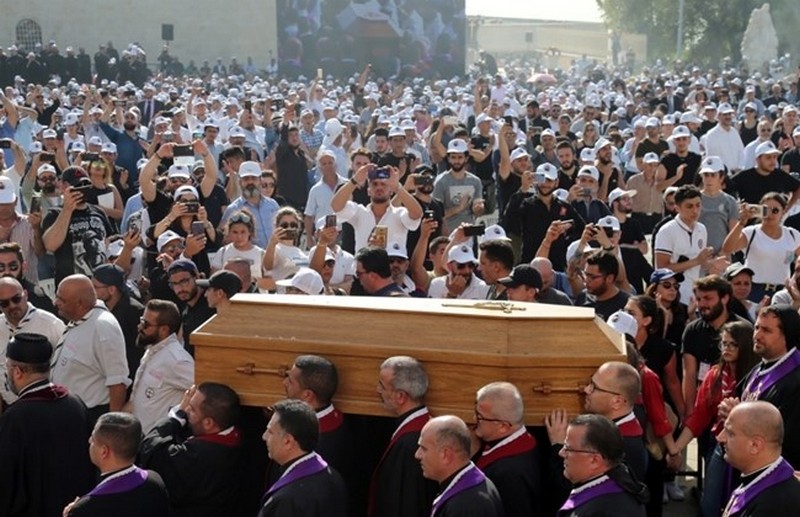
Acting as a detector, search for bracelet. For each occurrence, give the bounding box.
[603,246,614,251]
[349,177,358,186]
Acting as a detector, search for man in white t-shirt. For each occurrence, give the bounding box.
[654,185,715,303]
[428,244,489,299]
[331,163,422,252]
[701,103,744,173]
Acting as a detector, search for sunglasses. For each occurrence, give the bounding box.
[279,223,299,229]
[660,281,679,289]
[230,213,252,224]
[0,293,23,308]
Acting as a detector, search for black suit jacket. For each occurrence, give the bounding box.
[138,99,165,126]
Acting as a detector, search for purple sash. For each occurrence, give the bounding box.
[263,453,328,502]
[723,458,795,516]
[560,476,625,512]
[430,464,486,516]
[742,349,800,401]
[88,466,148,496]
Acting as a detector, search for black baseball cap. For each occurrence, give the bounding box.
[92,264,126,290]
[196,270,242,298]
[61,166,90,187]
[497,265,543,290]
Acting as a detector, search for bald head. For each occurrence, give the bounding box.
[601,361,641,406]
[733,401,783,445]
[0,276,23,291]
[476,381,524,426]
[55,274,97,321]
[531,257,555,290]
[223,258,251,292]
[428,415,472,459]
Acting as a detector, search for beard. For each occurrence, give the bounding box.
[123,121,137,131]
[243,185,261,198]
[42,184,56,194]
[597,156,611,166]
[136,331,158,348]
[418,184,434,195]
[700,300,724,322]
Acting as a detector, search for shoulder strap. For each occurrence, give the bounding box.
[744,228,756,260]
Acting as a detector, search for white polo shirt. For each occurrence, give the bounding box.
[307,244,356,285]
[654,217,709,303]
[0,303,66,404]
[335,201,421,252]
[51,302,131,409]
[130,333,194,433]
[428,274,490,300]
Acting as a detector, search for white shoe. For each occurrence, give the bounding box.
[666,480,686,501]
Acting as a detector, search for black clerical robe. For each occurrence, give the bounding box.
[66,468,170,517]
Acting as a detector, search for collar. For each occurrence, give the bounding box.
[393,406,429,439]
[16,378,52,398]
[759,348,795,372]
[481,426,527,457]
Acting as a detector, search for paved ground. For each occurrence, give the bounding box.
[664,439,701,516]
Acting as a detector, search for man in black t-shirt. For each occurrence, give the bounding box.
[42,167,115,285]
[469,113,497,213]
[635,117,669,169]
[657,125,702,188]
[376,127,417,184]
[730,140,800,205]
[574,251,630,320]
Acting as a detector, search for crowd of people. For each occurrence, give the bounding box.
[0,35,799,516]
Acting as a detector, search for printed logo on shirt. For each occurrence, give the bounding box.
[145,387,155,399]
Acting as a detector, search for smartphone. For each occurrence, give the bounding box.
[162,111,174,119]
[582,187,593,197]
[317,68,323,80]
[325,214,337,228]
[129,219,140,234]
[173,144,194,166]
[602,227,615,238]
[533,173,545,185]
[192,131,203,140]
[183,201,200,214]
[747,204,767,217]
[443,116,459,127]
[113,99,125,107]
[414,175,434,186]
[56,129,65,141]
[368,167,391,181]
[372,225,388,248]
[72,184,93,195]
[29,196,41,213]
[191,221,205,236]
[423,209,435,219]
[244,100,252,111]
[0,139,11,149]
[162,132,174,143]
[39,152,55,163]
[560,219,574,228]
[463,224,486,237]
[83,152,100,162]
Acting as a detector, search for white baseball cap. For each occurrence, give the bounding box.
[643,152,660,164]
[607,310,638,340]
[0,177,17,204]
[386,241,408,259]
[510,147,530,162]
[755,140,781,159]
[238,161,261,178]
[608,188,637,206]
[536,162,559,181]
[275,267,324,295]
[157,230,184,252]
[478,224,510,244]
[699,156,725,174]
[597,215,621,232]
[577,166,600,182]
[447,244,477,264]
[447,139,468,154]
[671,125,691,139]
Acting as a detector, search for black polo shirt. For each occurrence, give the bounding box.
[682,311,745,373]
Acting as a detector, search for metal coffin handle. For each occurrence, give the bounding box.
[531,383,584,395]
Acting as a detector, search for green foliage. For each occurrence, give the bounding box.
[596,0,796,65]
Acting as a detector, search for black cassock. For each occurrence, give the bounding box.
[66,469,170,517]
[476,432,543,516]
[259,466,348,517]
[0,381,95,517]
[434,478,505,517]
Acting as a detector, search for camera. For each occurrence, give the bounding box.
[183,201,200,214]
[463,224,486,237]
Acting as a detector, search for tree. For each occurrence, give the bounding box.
[596,0,795,66]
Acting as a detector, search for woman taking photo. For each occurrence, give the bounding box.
[262,206,308,282]
[152,185,217,275]
[84,158,124,225]
[667,320,758,517]
[645,268,691,348]
[721,191,800,301]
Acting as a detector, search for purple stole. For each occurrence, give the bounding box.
[559,475,624,512]
[430,463,486,516]
[262,453,328,504]
[722,458,796,516]
[742,349,800,401]
[88,466,148,496]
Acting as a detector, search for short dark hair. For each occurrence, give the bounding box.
[94,412,142,461]
[221,146,246,161]
[586,251,619,278]
[356,246,391,279]
[0,242,24,264]
[197,382,240,430]
[570,414,624,466]
[478,240,514,272]
[429,236,450,255]
[294,355,339,405]
[272,399,319,453]
[146,299,182,334]
[674,184,701,205]
[693,274,732,299]
[373,128,389,139]
[556,140,575,153]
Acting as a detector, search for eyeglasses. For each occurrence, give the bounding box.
[586,379,622,396]
[719,340,739,351]
[170,178,190,184]
[0,293,23,308]
[561,445,599,455]
[0,261,20,273]
[660,281,679,290]
[474,409,508,425]
[38,175,56,182]
[138,318,160,329]
[164,244,184,253]
[230,213,252,224]
[453,262,474,270]
[279,222,299,229]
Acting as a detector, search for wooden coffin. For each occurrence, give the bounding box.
[192,295,626,424]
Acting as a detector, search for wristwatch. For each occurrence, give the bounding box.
[349,177,359,186]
